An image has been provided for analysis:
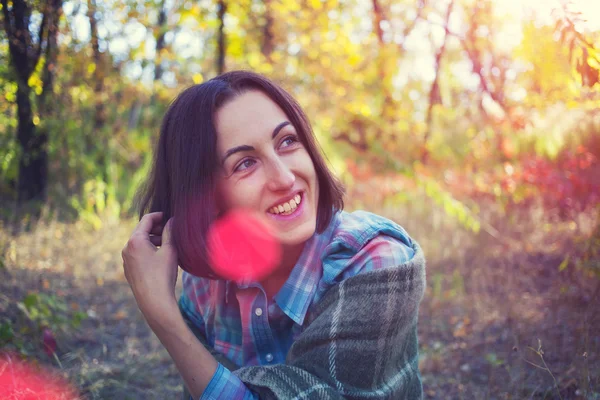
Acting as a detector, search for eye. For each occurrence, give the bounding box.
[234,158,256,172]
[280,134,299,149]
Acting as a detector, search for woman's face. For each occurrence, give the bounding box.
[214,90,319,248]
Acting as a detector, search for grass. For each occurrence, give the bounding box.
[0,181,599,399]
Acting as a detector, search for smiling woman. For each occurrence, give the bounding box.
[122,71,426,400]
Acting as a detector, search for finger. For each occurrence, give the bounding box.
[162,218,174,247]
[133,212,164,236]
[149,235,162,247]
[149,222,165,236]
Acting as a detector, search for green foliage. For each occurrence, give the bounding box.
[421,178,481,234]
[0,320,14,343]
[573,219,600,278]
[0,290,86,356]
[485,352,504,367]
[17,292,86,332]
[0,0,596,244]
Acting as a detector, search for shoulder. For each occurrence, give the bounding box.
[181,271,212,299]
[179,272,214,324]
[319,210,419,286]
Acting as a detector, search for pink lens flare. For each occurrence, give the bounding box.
[0,352,79,399]
[207,209,282,282]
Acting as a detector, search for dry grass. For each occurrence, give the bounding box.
[0,217,183,399]
[347,178,600,400]
[1,183,599,399]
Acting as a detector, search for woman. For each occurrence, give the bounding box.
[122,71,426,400]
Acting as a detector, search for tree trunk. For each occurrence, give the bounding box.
[422,0,453,164]
[15,82,47,204]
[1,0,61,206]
[36,0,62,202]
[86,0,109,184]
[261,0,274,60]
[87,0,105,132]
[372,0,384,45]
[154,0,167,83]
[216,0,226,75]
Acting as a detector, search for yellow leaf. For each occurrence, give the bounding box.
[308,0,322,10]
[113,310,128,320]
[558,255,569,272]
[192,73,204,84]
[348,53,360,67]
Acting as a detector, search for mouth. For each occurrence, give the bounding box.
[267,192,303,217]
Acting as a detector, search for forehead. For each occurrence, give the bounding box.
[214,90,289,150]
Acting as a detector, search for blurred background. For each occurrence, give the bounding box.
[0,0,598,398]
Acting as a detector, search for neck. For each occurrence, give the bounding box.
[261,242,305,286]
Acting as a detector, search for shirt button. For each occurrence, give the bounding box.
[254,308,263,317]
[265,353,273,362]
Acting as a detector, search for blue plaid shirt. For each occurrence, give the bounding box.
[179,210,415,399]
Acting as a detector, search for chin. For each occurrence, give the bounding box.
[278,219,316,247]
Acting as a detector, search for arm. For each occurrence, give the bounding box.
[122,213,224,399]
[125,213,424,399]
[147,304,219,399]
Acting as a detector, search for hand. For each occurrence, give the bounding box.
[122,212,178,328]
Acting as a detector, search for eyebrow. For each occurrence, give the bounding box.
[221,121,291,165]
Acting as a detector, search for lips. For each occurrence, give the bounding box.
[268,193,302,215]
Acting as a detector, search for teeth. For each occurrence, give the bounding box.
[269,193,303,215]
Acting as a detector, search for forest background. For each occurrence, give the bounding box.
[0,0,599,399]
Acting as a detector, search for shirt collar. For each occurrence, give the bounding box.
[272,212,340,325]
[225,211,341,323]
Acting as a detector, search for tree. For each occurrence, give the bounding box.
[216,0,226,74]
[1,0,62,207]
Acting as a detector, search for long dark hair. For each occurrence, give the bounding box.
[136,70,345,278]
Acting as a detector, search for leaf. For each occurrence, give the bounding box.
[558,254,570,272]
[0,321,14,342]
[42,328,57,356]
[485,353,504,366]
[23,293,39,310]
[113,310,128,320]
[70,312,87,328]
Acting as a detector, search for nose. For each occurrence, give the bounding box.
[265,156,295,192]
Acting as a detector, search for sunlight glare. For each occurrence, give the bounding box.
[495,0,600,30]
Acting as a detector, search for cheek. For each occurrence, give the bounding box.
[293,150,317,176]
[219,179,263,210]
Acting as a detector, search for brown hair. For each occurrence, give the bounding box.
[136,70,345,278]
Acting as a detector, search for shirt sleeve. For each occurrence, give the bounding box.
[322,233,416,286]
[197,363,258,400]
[343,234,415,278]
